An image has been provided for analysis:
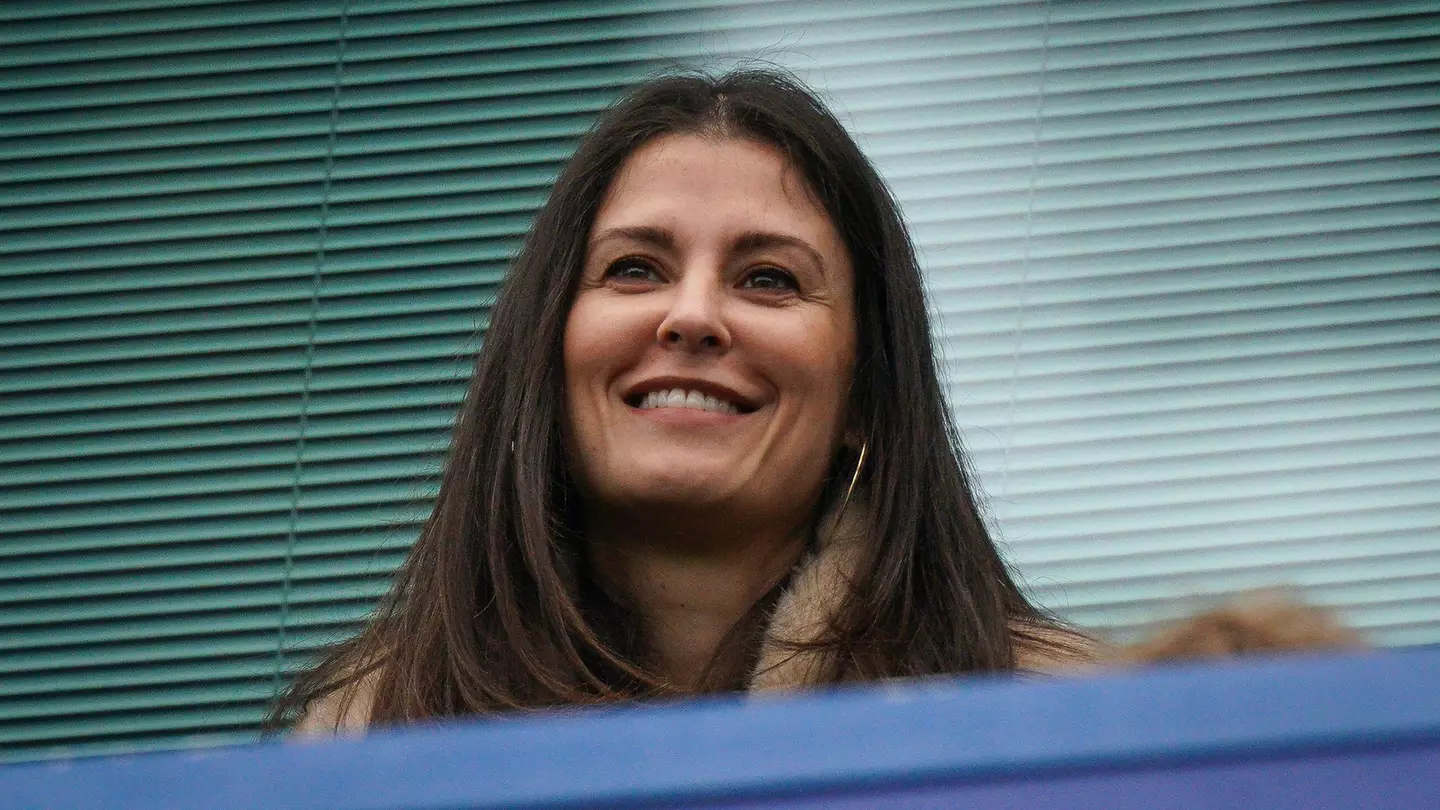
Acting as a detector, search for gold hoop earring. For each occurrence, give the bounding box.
[839,440,868,517]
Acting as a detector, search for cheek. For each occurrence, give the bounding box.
[562,299,615,494]
[563,293,654,436]
[802,312,856,393]
[565,295,623,381]
[767,311,856,428]
[562,300,611,434]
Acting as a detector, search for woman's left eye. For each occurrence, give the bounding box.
[740,267,798,292]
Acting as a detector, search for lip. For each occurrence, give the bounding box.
[622,375,762,413]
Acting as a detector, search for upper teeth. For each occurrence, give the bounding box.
[638,388,740,415]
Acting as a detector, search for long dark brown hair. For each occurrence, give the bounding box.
[269,69,1082,729]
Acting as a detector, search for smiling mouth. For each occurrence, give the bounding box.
[626,388,756,415]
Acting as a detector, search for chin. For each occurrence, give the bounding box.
[602,457,744,510]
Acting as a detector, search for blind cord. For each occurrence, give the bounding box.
[998,0,1053,510]
[273,0,352,698]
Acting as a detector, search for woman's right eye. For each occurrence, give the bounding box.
[604,258,662,284]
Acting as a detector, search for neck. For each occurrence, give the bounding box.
[583,505,810,691]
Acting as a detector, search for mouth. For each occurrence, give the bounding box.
[623,379,759,416]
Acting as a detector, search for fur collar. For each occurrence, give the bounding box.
[749,498,870,690]
[748,498,1102,687]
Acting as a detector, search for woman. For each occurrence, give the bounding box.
[273,69,1094,734]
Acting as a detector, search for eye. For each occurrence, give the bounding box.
[604,257,662,284]
[740,266,798,292]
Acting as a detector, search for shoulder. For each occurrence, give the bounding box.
[292,669,381,737]
[1112,592,1367,663]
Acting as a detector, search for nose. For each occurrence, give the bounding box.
[656,269,731,353]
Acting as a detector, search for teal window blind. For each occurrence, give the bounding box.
[2,0,1436,763]
[0,0,656,762]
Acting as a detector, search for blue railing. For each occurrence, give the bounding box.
[3,649,1437,809]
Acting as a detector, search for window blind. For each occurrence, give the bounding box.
[1,0,656,763]
[701,0,1440,644]
[2,0,1436,763]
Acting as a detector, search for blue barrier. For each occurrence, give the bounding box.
[3,649,1437,809]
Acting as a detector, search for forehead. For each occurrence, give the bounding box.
[593,133,838,240]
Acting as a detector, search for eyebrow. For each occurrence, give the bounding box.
[589,226,828,275]
[589,225,677,252]
[732,230,827,276]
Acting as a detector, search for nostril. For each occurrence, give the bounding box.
[659,325,725,349]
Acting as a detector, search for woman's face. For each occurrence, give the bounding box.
[564,133,857,528]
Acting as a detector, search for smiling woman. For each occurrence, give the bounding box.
[270,70,1095,734]
[566,134,858,688]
